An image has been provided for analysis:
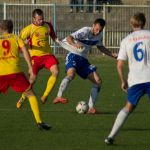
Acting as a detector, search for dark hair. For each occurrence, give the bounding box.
[94,18,106,27]
[0,20,13,33]
[130,12,146,28]
[32,8,43,17]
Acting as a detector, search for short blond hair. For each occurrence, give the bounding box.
[130,12,146,28]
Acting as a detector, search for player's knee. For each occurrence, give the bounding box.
[29,76,36,85]
[67,75,74,80]
[51,69,59,77]
[96,78,102,86]
[124,102,135,113]
[67,72,75,79]
[24,89,34,98]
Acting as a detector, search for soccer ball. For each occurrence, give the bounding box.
[76,101,89,114]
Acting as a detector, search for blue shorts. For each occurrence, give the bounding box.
[127,82,150,106]
[65,53,97,79]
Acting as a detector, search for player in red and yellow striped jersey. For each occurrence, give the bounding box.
[16,9,59,108]
[0,20,50,130]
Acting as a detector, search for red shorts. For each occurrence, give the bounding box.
[0,73,31,94]
[31,55,59,75]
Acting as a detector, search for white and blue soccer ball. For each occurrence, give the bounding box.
[76,101,89,114]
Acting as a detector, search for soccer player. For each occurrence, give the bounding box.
[16,8,59,108]
[105,12,150,144]
[54,18,117,114]
[0,20,50,130]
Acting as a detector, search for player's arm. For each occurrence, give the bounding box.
[67,27,88,49]
[21,45,35,84]
[66,35,76,46]
[97,45,118,59]
[117,59,128,92]
[49,22,58,42]
[20,26,31,43]
[66,35,82,49]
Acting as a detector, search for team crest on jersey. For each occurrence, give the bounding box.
[45,32,49,36]
[35,32,40,37]
[89,65,96,70]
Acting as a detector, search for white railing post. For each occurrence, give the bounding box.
[3,3,6,20]
[53,3,56,55]
[32,0,36,4]
[103,4,106,46]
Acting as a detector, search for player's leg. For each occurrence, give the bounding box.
[41,64,59,104]
[105,83,145,144]
[24,89,51,130]
[105,102,134,144]
[16,57,39,108]
[11,73,50,130]
[16,77,35,109]
[54,67,76,104]
[54,53,77,104]
[87,71,102,114]
[40,55,59,104]
[24,90,42,123]
[16,93,26,109]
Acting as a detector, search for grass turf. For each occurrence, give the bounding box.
[0,56,150,150]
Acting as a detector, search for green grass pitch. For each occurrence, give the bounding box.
[0,56,150,150]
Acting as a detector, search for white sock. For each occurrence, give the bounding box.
[108,108,130,139]
[88,85,101,109]
[57,76,72,97]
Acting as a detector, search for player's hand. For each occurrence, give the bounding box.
[28,68,36,84]
[73,42,83,49]
[121,81,128,93]
[55,38,60,44]
[112,52,118,59]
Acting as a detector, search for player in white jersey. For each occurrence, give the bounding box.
[62,26,104,58]
[54,18,117,114]
[105,12,150,144]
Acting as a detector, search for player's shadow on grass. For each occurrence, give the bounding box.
[98,111,118,115]
[122,128,150,131]
[98,110,150,115]
[133,110,150,114]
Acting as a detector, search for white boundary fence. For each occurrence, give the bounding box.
[1,3,150,55]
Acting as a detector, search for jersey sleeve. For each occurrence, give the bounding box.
[20,25,31,41]
[44,21,57,41]
[49,22,57,41]
[71,27,88,40]
[117,39,127,60]
[96,32,103,46]
[17,37,25,49]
